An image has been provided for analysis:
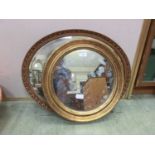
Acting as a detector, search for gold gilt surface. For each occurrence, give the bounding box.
[42,40,125,122]
[83,77,108,111]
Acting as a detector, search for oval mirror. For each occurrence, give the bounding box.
[22,29,130,121]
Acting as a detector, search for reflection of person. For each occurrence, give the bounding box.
[53,59,72,104]
[95,64,106,77]
[88,58,113,89]
[91,58,107,77]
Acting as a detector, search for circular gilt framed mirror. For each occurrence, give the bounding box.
[22,29,131,122]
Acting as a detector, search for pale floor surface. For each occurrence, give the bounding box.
[0,95,155,135]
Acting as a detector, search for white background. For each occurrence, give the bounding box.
[0,0,155,154]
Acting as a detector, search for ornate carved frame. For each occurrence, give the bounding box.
[22,29,131,112]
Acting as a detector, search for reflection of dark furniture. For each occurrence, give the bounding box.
[67,94,84,110]
[36,84,44,97]
[80,81,86,93]
[74,98,84,110]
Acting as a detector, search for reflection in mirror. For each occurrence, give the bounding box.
[53,49,114,111]
[143,38,155,81]
[29,36,93,99]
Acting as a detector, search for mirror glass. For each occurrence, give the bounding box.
[143,38,155,82]
[29,36,93,99]
[53,49,114,111]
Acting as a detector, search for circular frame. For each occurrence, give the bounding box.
[42,40,125,122]
[22,29,131,110]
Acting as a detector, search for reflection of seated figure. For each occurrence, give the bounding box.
[53,60,72,105]
[88,58,113,90]
[94,59,107,77]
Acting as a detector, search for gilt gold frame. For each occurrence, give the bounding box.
[42,40,126,122]
[126,20,151,98]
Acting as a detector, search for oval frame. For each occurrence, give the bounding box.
[42,40,125,122]
[22,29,131,110]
